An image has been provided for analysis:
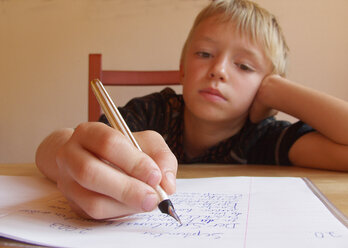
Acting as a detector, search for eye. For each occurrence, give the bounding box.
[196,51,212,58]
[237,63,254,72]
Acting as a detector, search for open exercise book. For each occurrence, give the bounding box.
[0,175,347,248]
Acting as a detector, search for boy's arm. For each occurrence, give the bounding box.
[250,75,348,171]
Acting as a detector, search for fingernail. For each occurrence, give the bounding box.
[142,194,158,212]
[147,170,161,187]
[166,172,176,188]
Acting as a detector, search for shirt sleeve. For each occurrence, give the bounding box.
[277,121,315,165]
[245,119,315,165]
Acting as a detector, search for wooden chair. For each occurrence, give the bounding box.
[88,54,181,122]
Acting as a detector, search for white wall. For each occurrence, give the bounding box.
[1,0,347,163]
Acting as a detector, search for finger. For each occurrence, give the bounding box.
[58,177,137,220]
[56,141,159,213]
[135,131,178,195]
[72,122,162,188]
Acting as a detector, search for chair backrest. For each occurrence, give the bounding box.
[88,54,181,122]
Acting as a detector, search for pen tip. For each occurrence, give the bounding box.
[158,199,182,225]
[168,205,182,225]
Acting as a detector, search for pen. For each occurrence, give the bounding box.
[91,79,181,224]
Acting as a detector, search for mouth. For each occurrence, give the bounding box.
[199,87,227,102]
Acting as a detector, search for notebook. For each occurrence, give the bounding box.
[0,175,347,248]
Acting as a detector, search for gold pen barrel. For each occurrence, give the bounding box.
[90,79,141,150]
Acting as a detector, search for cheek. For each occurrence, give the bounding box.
[233,77,262,105]
[247,81,261,98]
[184,65,198,81]
[184,56,207,78]
[181,67,202,90]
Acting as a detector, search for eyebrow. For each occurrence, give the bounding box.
[236,47,262,60]
[194,35,267,68]
[194,36,219,44]
[234,46,271,73]
[195,36,262,57]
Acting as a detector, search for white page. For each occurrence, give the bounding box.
[0,175,57,216]
[0,176,347,248]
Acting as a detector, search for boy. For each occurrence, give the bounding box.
[36,0,348,220]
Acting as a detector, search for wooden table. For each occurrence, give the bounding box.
[1,163,348,247]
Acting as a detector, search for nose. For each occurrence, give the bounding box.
[209,56,228,82]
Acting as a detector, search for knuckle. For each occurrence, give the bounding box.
[98,130,127,155]
[74,160,97,187]
[73,123,89,137]
[168,153,178,170]
[163,149,177,163]
[142,130,162,140]
[119,180,136,205]
[131,155,154,176]
[100,134,117,152]
[154,148,178,167]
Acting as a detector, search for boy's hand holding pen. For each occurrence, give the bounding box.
[52,82,179,220]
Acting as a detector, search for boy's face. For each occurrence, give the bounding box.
[180,15,272,124]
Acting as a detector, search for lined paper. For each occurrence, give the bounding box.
[0,176,347,248]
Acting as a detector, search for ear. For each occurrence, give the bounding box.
[179,63,185,85]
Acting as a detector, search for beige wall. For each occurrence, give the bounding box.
[1,0,347,163]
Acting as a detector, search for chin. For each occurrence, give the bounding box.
[190,108,229,123]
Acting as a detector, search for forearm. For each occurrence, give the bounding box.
[35,128,74,182]
[258,75,348,145]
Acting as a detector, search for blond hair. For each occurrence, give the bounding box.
[180,0,289,76]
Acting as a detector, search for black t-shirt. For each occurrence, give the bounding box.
[99,88,314,165]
